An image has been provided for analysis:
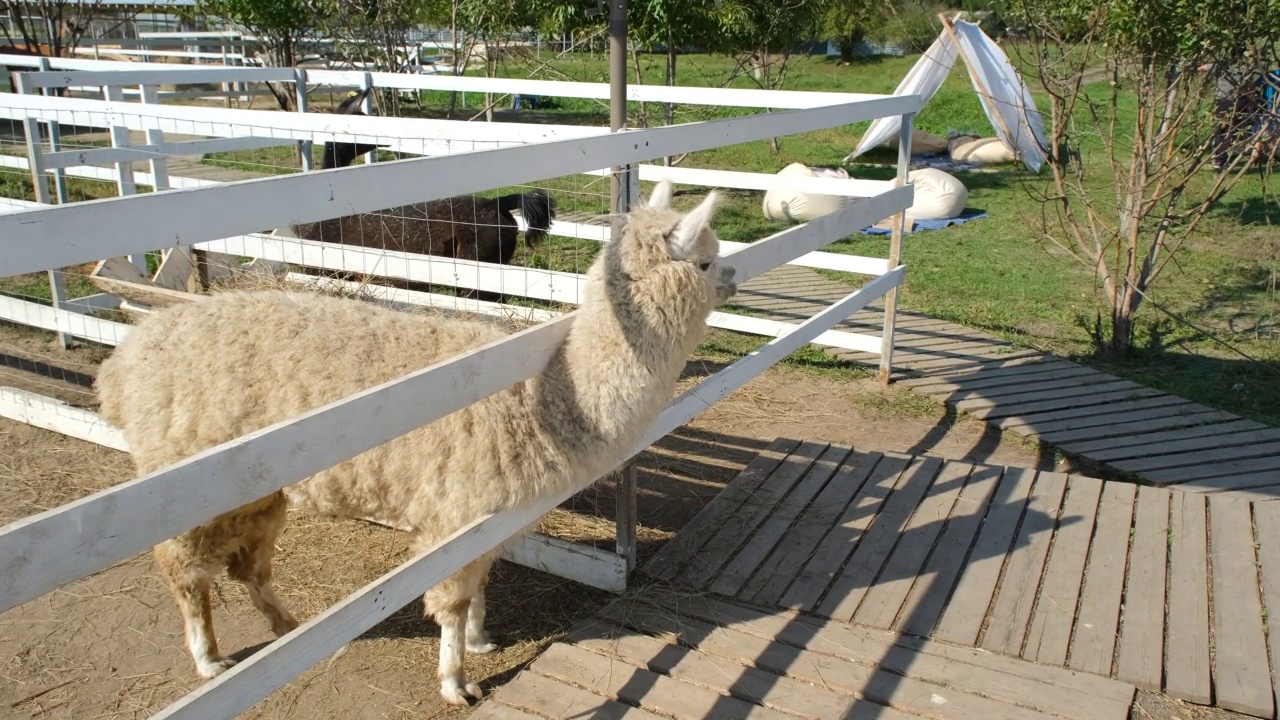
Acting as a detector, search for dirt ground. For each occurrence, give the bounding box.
[0,322,1230,720]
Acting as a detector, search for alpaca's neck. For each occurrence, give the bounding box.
[530,267,703,479]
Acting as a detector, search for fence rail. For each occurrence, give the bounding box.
[2,53,891,109]
[0,62,919,718]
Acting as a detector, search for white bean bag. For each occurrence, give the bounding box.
[907,167,968,220]
[880,128,951,156]
[762,162,849,223]
[949,136,1016,165]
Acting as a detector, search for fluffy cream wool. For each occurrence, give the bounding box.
[95,179,737,705]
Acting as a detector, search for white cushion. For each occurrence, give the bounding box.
[907,167,968,220]
[762,162,849,223]
[949,136,1016,165]
[881,128,951,156]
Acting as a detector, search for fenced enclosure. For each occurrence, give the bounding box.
[0,57,918,718]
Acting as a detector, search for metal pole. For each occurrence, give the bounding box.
[608,0,628,241]
[606,0,640,583]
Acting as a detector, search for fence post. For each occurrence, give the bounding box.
[220,44,231,108]
[102,84,148,275]
[34,59,68,205]
[16,68,72,349]
[879,112,915,386]
[615,462,638,571]
[361,71,377,165]
[294,68,313,172]
[142,83,199,293]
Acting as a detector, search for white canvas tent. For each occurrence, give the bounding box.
[846,17,1049,172]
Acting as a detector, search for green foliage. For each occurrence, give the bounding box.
[815,0,880,60]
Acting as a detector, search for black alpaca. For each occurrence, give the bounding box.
[293,88,557,266]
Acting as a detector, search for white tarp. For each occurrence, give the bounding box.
[950,19,1048,172]
[849,33,959,159]
[846,21,1049,172]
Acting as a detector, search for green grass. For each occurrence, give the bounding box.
[5,50,1271,428]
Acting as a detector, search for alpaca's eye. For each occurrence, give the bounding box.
[698,262,712,272]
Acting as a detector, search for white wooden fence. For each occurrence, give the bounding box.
[0,62,919,719]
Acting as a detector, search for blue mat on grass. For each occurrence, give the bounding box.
[859,209,990,236]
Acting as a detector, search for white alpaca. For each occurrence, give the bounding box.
[94,180,737,704]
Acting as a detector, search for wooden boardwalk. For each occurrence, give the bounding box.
[473,584,1136,720]
[640,437,1280,719]
[733,265,1280,499]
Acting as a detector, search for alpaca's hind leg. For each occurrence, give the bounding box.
[466,571,496,654]
[156,541,233,679]
[227,545,298,637]
[226,494,298,637]
[433,598,482,705]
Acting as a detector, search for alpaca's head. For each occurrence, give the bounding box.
[321,89,388,170]
[604,179,737,320]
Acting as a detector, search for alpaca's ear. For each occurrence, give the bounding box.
[667,190,719,260]
[647,179,674,210]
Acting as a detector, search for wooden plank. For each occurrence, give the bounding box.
[778,453,911,610]
[1164,491,1212,705]
[1000,396,1197,432]
[1062,419,1268,458]
[896,464,1005,637]
[576,614,1057,720]
[1069,481,1136,676]
[981,389,1175,423]
[852,460,972,629]
[1015,402,1211,437]
[1144,454,1280,484]
[1040,411,1239,446]
[983,389,1182,422]
[913,364,1101,395]
[489,646,678,715]
[1110,438,1280,474]
[674,440,828,588]
[1115,486,1170,691]
[709,444,850,597]
[933,467,1037,646]
[814,455,946,620]
[1023,475,1103,666]
[1207,495,1274,718]
[1251,502,1280,716]
[954,380,1149,413]
[896,358,1068,389]
[1177,472,1280,495]
[738,449,881,606]
[470,702,545,720]
[531,642,795,720]
[619,590,1137,719]
[937,371,1128,403]
[642,437,801,581]
[981,471,1068,656]
[565,621,869,719]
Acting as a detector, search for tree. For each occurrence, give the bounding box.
[1,0,142,59]
[816,0,882,63]
[313,0,429,115]
[196,0,322,110]
[713,0,822,91]
[1009,0,1280,355]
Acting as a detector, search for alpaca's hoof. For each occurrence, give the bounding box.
[441,679,484,705]
[272,615,300,637]
[467,640,498,654]
[196,656,236,679]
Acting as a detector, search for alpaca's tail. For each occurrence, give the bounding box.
[496,190,556,247]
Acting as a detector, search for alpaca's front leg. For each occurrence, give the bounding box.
[436,599,483,705]
[466,586,496,653]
